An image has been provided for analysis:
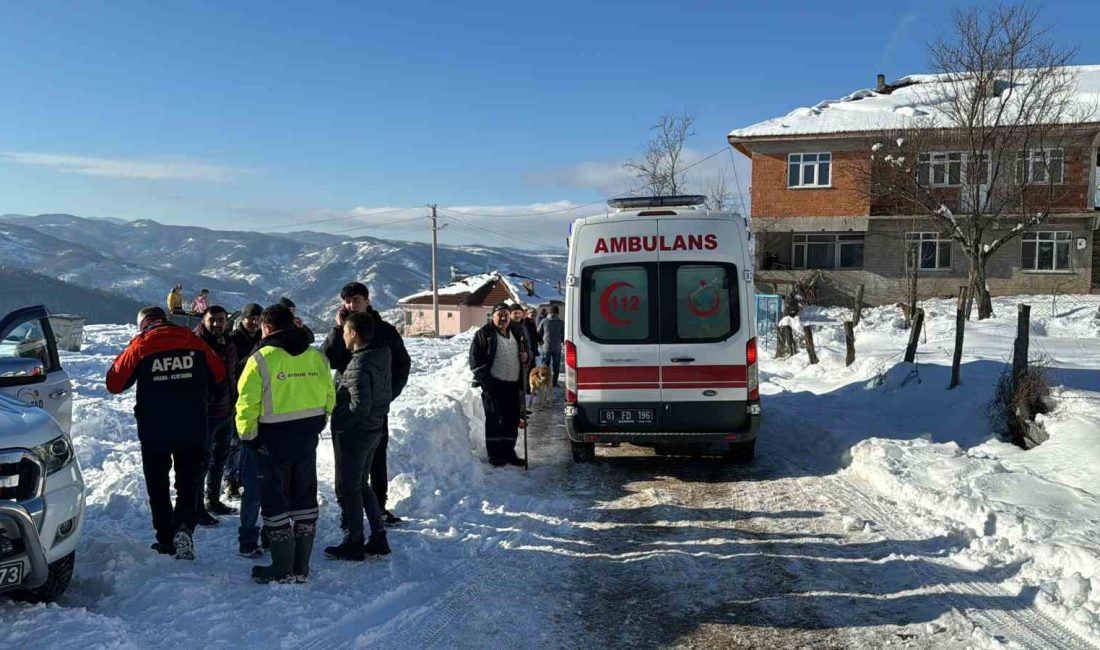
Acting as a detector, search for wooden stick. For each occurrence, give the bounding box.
[803,325,819,365]
[852,284,865,327]
[949,287,968,389]
[904,308,924,363]
[844,321,856,367]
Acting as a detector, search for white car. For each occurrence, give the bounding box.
[0,306,85,602]
[563,196,760,462]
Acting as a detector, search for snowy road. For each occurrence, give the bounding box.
[3,298,1099,649]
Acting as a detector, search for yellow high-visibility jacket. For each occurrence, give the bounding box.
[167,290,183,312]
[236,330,335,459]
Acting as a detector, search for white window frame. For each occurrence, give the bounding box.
[787,152,832,188]
[1021,231,1072,272]
[916,152,963,187]
[1016,149,1064,185]
[791,233,864,270]
[905,232,953,271]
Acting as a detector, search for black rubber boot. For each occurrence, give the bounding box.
[293,522,316,583]
[324,535,366,561]
[251,528,294,584]
[207,499,237,516]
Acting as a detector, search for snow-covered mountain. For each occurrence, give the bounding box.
[0,214,567,324]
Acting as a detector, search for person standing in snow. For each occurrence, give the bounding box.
[523,307,541,366]
[322,282,411,527]
[191,289,210,316]
[105,306,226,560]
[509,304,533,404]
[167,284,184,314]
[278,296,315,344]
[536,307,548,328]
[224,303,262,503]
[469,303,526,467]
[192,305,239,525]
[537,304,565,388]
[236,304,334,583]
[324,311,393,560]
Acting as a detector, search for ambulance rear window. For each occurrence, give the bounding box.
[663,263,739,342]
[582,264,656,343]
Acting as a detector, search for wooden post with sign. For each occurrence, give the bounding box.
[949,286,968,389]
[803,325,819,365]
[844,321,856,367]
[904,308,924,363]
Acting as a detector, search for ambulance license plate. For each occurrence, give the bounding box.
[0,561,24,588]
[599,408,654,426]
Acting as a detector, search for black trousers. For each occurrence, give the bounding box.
[198,417,234,505]
[258,448,319,533]
[333,428,386,541]
[140,445,204,545]
[336,416,390,520]
[482,377,520,461]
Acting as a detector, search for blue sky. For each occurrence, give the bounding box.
[2,1,1099,249]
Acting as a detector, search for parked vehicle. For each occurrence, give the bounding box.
[0,306,85,601]
[563,196,760,462]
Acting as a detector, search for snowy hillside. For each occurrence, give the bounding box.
[0,213,566,322]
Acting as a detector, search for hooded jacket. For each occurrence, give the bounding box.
[332,345,393,435]
[227,323,260,377]
[235,327,335,462]
[322,308,411,399]
[193,322,238,420]
[106,322,225,451]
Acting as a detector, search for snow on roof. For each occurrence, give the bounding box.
[396,270,564,306]
[397,272,497,304]
[729,65,1100,140]
[498,272,563,305]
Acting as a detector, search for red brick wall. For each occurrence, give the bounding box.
[751,149,871,218]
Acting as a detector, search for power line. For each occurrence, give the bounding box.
[326,213,427,235]
[260,206,418,232]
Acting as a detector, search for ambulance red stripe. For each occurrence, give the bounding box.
[576,365,747,390]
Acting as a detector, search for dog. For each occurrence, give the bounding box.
[527,365,552,411]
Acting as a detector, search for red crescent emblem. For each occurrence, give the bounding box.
[688,282,721,317]
[600,281,635,325]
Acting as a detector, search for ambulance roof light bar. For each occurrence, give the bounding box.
[606,195,707,210]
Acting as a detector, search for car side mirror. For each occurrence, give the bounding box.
[0,358,48,387]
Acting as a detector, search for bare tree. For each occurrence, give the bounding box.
[703,172,734,212]
[867,5,1083,319]
[624,112,695,196]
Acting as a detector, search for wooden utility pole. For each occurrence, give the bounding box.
[430,204,440,337]
[949,286,968,389]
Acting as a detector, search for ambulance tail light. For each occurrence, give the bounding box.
[747,337,759,401]
[565,340,577,404]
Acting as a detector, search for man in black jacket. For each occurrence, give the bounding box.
[223,302,261,505]
[469,303,526,467]
[322,282,411,525]
[192,306,239,524]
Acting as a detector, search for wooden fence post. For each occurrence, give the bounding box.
[903,308,924,363]
[777,324,797,358]
[949,286,968,389]
[803,325,819,365]
[844,321,856,367]
[1012,304,1031,390]
[852,284,865,327]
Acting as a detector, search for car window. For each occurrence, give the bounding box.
[582,264,655,343]
[661,263,740,343]
[0,319,52,370]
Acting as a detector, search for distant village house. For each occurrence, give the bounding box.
[398,271,563,337]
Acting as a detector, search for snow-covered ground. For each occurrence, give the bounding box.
[1,295,1098,648]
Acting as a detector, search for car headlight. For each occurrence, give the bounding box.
[32,435,75,475]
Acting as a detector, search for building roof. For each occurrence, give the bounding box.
[729,65,1100,141]
[397,271,564,307]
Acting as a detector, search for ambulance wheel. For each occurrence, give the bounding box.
[571,442,596,463]
[724,440,756,464]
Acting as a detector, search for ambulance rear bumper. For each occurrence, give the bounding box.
[564,401,760,445]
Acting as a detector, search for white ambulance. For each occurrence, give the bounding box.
[563,195,760,463]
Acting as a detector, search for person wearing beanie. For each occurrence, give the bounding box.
[468,303,527,466]
[192,306,239,526]
[225,302,265,549]
[105,306,226,560]
[277,297,315,344]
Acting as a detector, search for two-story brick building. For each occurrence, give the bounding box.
[729,66,1100,305]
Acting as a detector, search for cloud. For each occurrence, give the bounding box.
[880,11,918,69]
[0,151,248,181]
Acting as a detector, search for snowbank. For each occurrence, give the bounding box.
[760,295,1100,640]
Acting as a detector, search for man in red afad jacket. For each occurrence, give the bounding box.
[106,307,225,560]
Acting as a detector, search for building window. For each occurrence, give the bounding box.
[792,233,864,269]
[787,152,831,188]
[916,152,963,186]
[1022,231,1072,271]
[1016,149,1064,184]
[906,232,952,270]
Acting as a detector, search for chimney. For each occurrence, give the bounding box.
[876,73,886,92]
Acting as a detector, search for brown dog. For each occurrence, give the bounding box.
[527,365,552,411]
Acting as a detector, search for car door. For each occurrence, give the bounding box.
[0,306,72,433]
[656,219,747,432]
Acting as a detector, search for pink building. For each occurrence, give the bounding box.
[399,271,563,337]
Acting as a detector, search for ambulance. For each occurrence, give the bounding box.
[563,195,760,463]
